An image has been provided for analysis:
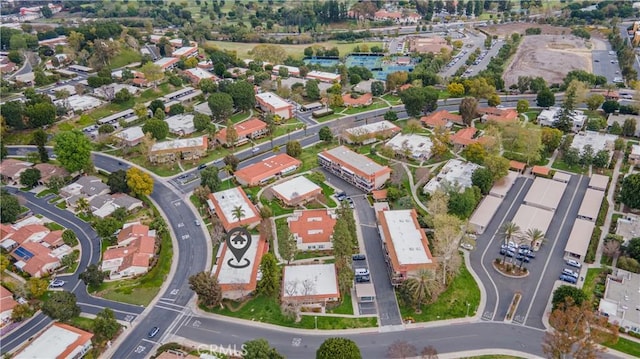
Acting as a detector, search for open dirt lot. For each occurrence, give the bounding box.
[503,34,594,87]
[483,23,575,37]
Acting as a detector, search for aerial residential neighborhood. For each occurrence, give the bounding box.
[2,1,640,359]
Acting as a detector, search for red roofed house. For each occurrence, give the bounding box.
[101,224,156,279]
[0,159,32,185]
[215,233,268,299]
[373,9,421,24]
[234,153,302,187]
[207,187,261,232]
[1,286,18,325]
[510,160,526,173]
[342,93,373,107]
[0,224,16,242]
[478,107,518,123]
[183,68,218,85]
[11,241,61,278]
[451,127,478,149]
[216,118,268,147]
[288,209,338,251]
[41,230,64,248]
[421,110,463,128]
[34,163,69,186]
[4,224,50,246]
[532,165,551,177]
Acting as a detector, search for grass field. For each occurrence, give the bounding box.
[109,48,142,69]
[399,255,480,322]
[203,295,375,329]
[604,337,640,357]
[206,40,383,59]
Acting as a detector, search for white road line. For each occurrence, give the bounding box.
[141,338,160,345]
[77,302,140,316]
[478,177,530,322]
[155,305,184,313]
[522,175,585,324]
[1,314,50,347]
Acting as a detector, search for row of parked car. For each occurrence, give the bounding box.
[352,253,370,283]
[559,259,582,284]
[499,242,536,264]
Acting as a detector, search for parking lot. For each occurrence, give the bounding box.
[592,49,624,84]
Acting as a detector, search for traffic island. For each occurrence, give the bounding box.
[492,258,529,278]
[504,292,522,323]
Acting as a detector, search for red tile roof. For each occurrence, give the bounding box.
[421,110,463,127]
[479,107,518,123]
[342,93,373,107]
[372,189,388,200]
[509,160,526,171]
[234,153,301,186]
[288,209,337,244]
[532,165,550,176]
[216,118,267,144]
[450,127,478,146]
[8,224,50,245]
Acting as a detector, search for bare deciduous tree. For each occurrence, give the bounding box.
[386,340,417,359]
[421,345,439,359]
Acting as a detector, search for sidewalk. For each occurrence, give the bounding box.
[594,151,624,265]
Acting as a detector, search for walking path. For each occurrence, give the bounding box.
[593,150,624,265]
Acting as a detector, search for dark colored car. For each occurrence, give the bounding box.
[352,254,366,261]
[355,275,370,283]
[148,327,160,338]
[515,254,530,263]
[499,248,515,257]
[559,275,577,284]
[197,164,207,170]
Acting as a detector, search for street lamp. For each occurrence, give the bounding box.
[314,316,318,330]
[466,302,471,317]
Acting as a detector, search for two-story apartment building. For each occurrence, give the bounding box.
[317,146,391,192]
[215,118,268,147]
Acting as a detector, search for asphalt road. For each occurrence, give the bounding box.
[0,183,144,354]
[319,169,403,327]
[91,153,210,359]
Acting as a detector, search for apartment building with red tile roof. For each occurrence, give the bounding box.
[318,146,391,192]
[270,176,322,206]
[377,209,436,285]
[478,107,518,123]
[420,110,463,127]
[206,187,261,232]
[281,263,340,306]
[256,92,294,120]
[451,127,478,148]
[215,233,268,299]
[234,153,302,187]
[216,118,268,147]
[287,209,337,251]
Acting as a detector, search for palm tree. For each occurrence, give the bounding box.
[521,228,544,269]
[231,205,246,223]
[501,222,520,264]
[404,269,439,313]
[75,197,91,216]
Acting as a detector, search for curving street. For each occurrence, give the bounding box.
[4,91,608,359]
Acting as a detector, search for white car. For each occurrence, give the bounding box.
[460,243,473,250]
[566,259,582,268]
[251,147,260,153]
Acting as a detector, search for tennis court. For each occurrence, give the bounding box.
[304,57,341,67]
[345,54,384,69]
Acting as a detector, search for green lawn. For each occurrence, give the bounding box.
[341,101,388,115]
[293,250,333,260]
[298,142,333,172]
[36,189,55,198]
[69,316,95,332]
[604,337,640,357]
[315,113,345,123]
[381,94,402,104]
[206,40,382,59]
[399,256,480,322]
[583,268,603,303]
[230,111,252,123]
[56,201,67,209]
[91,198,173,306]
[327,294,353,315]
[551,158,588,175]
[109,48,142,69]
[204,295,376,329]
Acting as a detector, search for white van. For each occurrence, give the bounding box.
[355,268,370,277]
